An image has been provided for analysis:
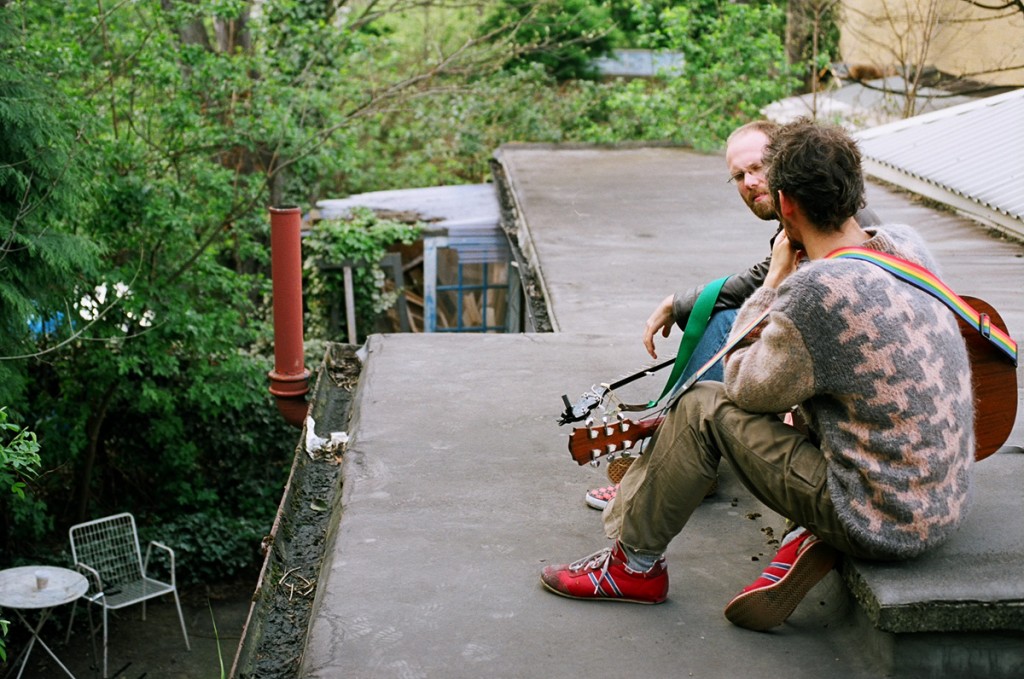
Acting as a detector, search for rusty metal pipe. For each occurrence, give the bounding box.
[268,206,310,427]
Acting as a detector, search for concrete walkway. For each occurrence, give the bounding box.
[298,144,1024,678]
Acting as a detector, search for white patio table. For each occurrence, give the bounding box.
[0,565,88,678]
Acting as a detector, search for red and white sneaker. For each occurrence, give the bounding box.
[585,477,718,511]
[540,542,668,604]
[585,484,618,510]
[724,529,838,631]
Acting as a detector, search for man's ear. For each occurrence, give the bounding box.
[776,191,797,220]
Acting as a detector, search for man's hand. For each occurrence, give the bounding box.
[643,294,676,359]
[763,231,802,289]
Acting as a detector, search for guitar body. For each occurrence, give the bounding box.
[568,295,1017,465]
[960,296,1017,460]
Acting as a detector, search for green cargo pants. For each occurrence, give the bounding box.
[604,381,877,561]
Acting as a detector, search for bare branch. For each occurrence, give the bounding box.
[958,0,1024,12]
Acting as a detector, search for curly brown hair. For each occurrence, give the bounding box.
[764,119,866,232]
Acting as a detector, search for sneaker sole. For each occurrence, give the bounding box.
[539,578,665,604]
[723,540,837,631]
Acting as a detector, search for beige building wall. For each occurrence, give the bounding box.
[839,0,1024,86]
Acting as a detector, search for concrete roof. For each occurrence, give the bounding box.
[284,145,1024,678]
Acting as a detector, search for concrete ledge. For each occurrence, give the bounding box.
[853,606,1024,677]
[842,447,1024,634]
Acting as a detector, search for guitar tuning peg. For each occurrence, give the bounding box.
[589,460,601,468]
[601,415,609,424]
[608,452,617,462]
[585,416,594,427]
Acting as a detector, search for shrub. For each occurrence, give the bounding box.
[480,0,618,81]
[146,511,268,587]
[303,208,422,343]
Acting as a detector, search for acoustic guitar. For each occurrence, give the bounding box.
[569,295,1017,466]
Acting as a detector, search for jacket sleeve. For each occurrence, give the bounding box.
[723,286,816,413]
[671,254,771,328]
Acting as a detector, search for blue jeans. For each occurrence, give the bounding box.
[679,308,738,384]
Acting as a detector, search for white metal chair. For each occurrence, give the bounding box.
[66,512,190,677]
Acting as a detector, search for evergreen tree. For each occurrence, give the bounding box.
[0,7,101,407]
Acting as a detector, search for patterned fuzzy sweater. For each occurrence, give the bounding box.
[724,224,974,559]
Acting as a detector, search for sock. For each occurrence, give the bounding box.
[619,542,662,572]
[780,525,808,548]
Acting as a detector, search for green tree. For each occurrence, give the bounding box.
[0,0,299,560]
[481,0,618,80]
[581,1,799,148]
[0,9,101,407]
[0,0,521,577]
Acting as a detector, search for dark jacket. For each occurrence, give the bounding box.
[671,207,881,327]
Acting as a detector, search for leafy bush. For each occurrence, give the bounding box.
[0,408,41,500]
[303,208,422,343]
[0,408,49,556]
[577,2,799,149]
[480,0,618,81]
[146,511,268,587]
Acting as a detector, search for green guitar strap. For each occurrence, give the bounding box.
[647,275,730,408]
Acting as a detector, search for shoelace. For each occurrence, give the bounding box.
[568,547,614,594]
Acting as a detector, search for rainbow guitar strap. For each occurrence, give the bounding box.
[826,247,1018,366]
[665,247,1019,410]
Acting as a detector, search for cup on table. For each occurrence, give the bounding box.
[34,569,48,590]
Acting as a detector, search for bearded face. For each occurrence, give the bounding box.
[742,180,776,221]
[726,131,777,222]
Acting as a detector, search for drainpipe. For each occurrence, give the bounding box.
[268,206,311,428]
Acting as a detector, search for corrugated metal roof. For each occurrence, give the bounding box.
[764,76,976,129]
[854,88,1024,236]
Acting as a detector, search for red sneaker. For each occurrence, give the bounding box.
[540,543,668,604]
[724,530,838,631]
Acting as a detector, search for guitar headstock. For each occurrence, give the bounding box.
[558,387,607,425]
[567,416,662,466]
